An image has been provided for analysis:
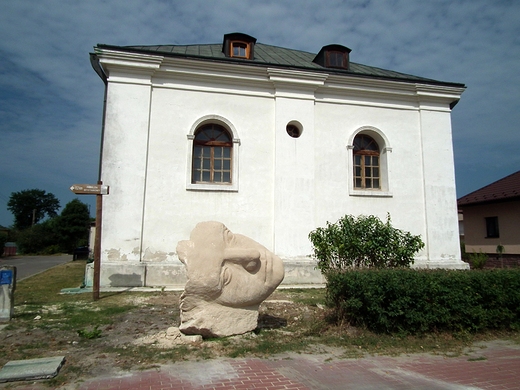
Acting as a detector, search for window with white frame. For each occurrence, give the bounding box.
[186,117,240,192]
[348,127,392,197]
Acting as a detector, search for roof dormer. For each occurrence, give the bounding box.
[222,32,257,60]
[313,44,351,70]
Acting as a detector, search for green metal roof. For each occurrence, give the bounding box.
[95,41,465,88]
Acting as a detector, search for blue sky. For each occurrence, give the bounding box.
[1,0,519,227]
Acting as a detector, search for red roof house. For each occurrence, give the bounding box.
[458,170,520,266]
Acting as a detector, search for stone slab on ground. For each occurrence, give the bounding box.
[0,356,65,383]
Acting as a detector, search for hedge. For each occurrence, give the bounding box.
[326,268,520,334]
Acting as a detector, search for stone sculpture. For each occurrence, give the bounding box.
[177,221,285,337]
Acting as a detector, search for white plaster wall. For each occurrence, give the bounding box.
[273,94,316,258]
[96,52,468,286]
[313,102,427,243]
[418,108,463,267]
[141,86,276,261]
[101,80,151,264]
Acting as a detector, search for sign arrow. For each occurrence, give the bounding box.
[70,184,109,195]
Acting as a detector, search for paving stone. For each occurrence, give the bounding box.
[0,356,65,383]
[76,343,520,390]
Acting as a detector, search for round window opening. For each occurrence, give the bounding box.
[286,124,301,138]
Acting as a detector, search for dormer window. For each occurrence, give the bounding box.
[327,51,347,68]
[313,44,351,70]
[231,41,249,58]
[222,32,256,60]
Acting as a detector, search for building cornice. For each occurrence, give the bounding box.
[93,48,464,109]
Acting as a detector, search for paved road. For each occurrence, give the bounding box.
[0,255,73,281]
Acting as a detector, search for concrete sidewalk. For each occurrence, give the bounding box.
[3,340,519,390]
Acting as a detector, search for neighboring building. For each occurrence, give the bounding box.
[89,32,468,288]
[458,170,520,266]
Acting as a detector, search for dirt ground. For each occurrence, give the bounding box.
[0,289,326,388]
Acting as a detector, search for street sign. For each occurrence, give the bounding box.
[70,184,109,195]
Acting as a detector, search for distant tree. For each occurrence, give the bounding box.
[7,189,60,229]
[16,220,58,254]
[55,199,91,253]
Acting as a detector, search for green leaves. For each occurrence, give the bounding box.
[326,269,520,334]
[309,214,424,272]
[7,189,60,230]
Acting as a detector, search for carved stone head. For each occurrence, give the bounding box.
[177,221,284,337]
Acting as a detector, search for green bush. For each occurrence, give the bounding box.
[309,214,424,272]
[468,251,488,269]
[16,220,57,254]
[326,268,520,334]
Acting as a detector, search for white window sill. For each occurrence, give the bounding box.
[349,190,393,198]
[187,183,238,192]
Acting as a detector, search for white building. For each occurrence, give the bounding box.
[89,32,468,288]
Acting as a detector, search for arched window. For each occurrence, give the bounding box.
[353,134,380,189]
[192,124,233,184]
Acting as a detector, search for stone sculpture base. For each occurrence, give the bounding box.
[180,303,260,338]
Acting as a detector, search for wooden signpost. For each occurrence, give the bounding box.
[69,184,109,195]
[70,181,109,300]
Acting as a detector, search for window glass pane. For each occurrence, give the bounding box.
[328,52,344,67]
[203,147,211,157]
[355,166,361,176]
[233,43,247,57]
[373,156,379,165]
[354,155,361,165]
[373,167,379,177]
[223,147,231,158]
[373,179,380,188]
[365,167,371,177]
[214,159,222,170]
[223,172,231,183]
[195,132,210,141]
[365,156,371,165]
[365,178,372,188]
[223,159,230,170]
[485,217,499,238]
[202,171,210,182]
[216,131,231,142]
[214,148,222,158]
[203,159,210,169]
[355,178,362,188]
[214,172,222,182]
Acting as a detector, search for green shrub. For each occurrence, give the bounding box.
[468,251,488,269]
[309,214,424,272]
[16,221,57,254]
[77,325,102,339]
[326,268,520,334]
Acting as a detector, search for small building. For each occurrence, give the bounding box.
[89,32,468,288]
[458,170,520,267]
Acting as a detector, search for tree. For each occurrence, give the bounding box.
[7,189,60,229]
[16,220,58,254]
[54,199,91,253]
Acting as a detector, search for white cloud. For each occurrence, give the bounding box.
[0,0,519,224]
